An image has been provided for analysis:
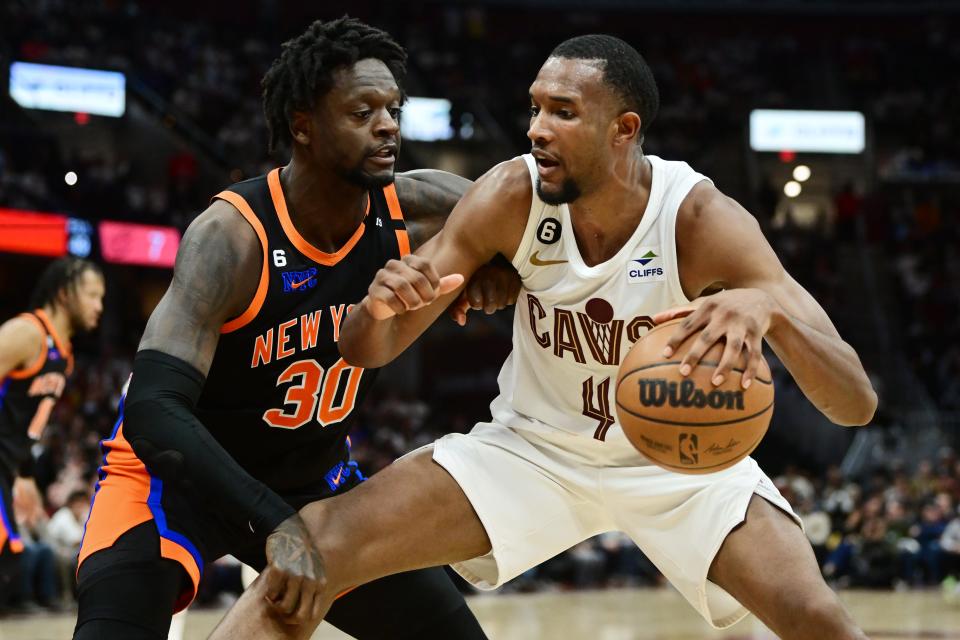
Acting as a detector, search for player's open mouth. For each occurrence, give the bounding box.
[368,145,397,167]
[534,156,561,179]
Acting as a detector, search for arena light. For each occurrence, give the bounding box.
[64,171,78,186]
[9,61,126,117]
[783,181,802,198]
[0,208,68,257]
[402,97,454,142]
[750,110,865,154]
[792,165,811,182]
[99,221,180,268]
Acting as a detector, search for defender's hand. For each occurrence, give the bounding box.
[449,263,522,326]
[263,514,327,625]
[364,255,464,320]
[653,289,778,389]
[13,477,42,522]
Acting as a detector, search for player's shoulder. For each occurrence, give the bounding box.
[677,180,752,236]
[0,314,45,362]
[0,315,45,342]
[470,157,532,212]
[171,198,263,294]
[183,198,261,254]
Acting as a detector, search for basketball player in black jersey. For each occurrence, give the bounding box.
[0,257,104,604]
[74,18,515,640]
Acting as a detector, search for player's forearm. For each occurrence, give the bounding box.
[338,299,403,368]
[766,308,877,426]
[124,350,295,536]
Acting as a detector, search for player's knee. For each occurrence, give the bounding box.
[792,593,863,640]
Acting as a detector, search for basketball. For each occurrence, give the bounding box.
[615,318,774,474]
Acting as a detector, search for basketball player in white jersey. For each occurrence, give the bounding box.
[214,35,877,639]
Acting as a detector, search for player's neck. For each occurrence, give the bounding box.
[279,159,369,253]
[568,152,651,219]
[42,304,74,343]
[566,153,652,266]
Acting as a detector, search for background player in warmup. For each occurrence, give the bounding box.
[0,258,104,605]
[213,34,879,640]
[73,18,517,640]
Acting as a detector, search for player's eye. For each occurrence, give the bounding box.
[529,106,540,118]
[388,107,402,120]
[557,109,574,119]
[354,109,372,119]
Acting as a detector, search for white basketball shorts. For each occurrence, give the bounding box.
[430,421,800,629]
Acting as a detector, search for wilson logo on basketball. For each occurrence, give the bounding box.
[637,379,745,411]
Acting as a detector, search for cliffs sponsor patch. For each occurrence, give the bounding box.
[627,247,665,283]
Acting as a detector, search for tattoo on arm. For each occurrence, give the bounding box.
[395,171,472,249]
[139,203,260,374]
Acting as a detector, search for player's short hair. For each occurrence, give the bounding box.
[261,16,408,153]
[29,257,103,310]
[550,34,659,144]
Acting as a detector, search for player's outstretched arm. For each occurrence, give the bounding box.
[340,159,531,368]
[126,201,325,625]
[655,183,877,427]
[0,317,47,518]
[396,169,522,324]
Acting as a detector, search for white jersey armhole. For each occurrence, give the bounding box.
[661,171,712,306]
[511,155,547,278]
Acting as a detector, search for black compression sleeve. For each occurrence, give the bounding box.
[123,349,295,538]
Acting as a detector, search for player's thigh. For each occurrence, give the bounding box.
[74,522,190,640]
[610,456,800,628]
[327,567,486,640]
[707,495,841,628]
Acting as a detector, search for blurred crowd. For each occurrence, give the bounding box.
[1,4,957,221]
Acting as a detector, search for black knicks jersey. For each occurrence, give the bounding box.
[195,168,409,493]
[0,310,73,482]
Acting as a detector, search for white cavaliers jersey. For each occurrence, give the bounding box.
[489,154,711,444]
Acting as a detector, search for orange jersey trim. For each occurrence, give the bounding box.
[383,184,403,221]
[34,308,73,375]
[382,184,410,256]
[395,229,411,257]
[214,191,271,334]
[268,168,369,266]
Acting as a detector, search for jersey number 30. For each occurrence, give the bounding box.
[263,358,363,429]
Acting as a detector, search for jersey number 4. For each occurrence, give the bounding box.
[582,376,615,441]
[263,358,363,429]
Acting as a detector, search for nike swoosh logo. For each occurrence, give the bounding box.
[529,251,568,267]
[290,276,315,289]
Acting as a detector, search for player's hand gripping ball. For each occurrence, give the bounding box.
[615,319,774,473]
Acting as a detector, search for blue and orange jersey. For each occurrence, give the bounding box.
[192,168,408,492]
[0,308,73,482]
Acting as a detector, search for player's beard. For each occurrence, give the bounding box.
[340,163,395,190]
[338,153,395,191]
[536,177,581,205]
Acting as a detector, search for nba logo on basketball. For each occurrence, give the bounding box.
[679,433,699,465]
[627,246,665,283]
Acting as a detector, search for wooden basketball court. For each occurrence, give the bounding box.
[2,588,958,639]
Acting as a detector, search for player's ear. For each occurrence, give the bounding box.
[289,111,312,146]
[613,111,642,147]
